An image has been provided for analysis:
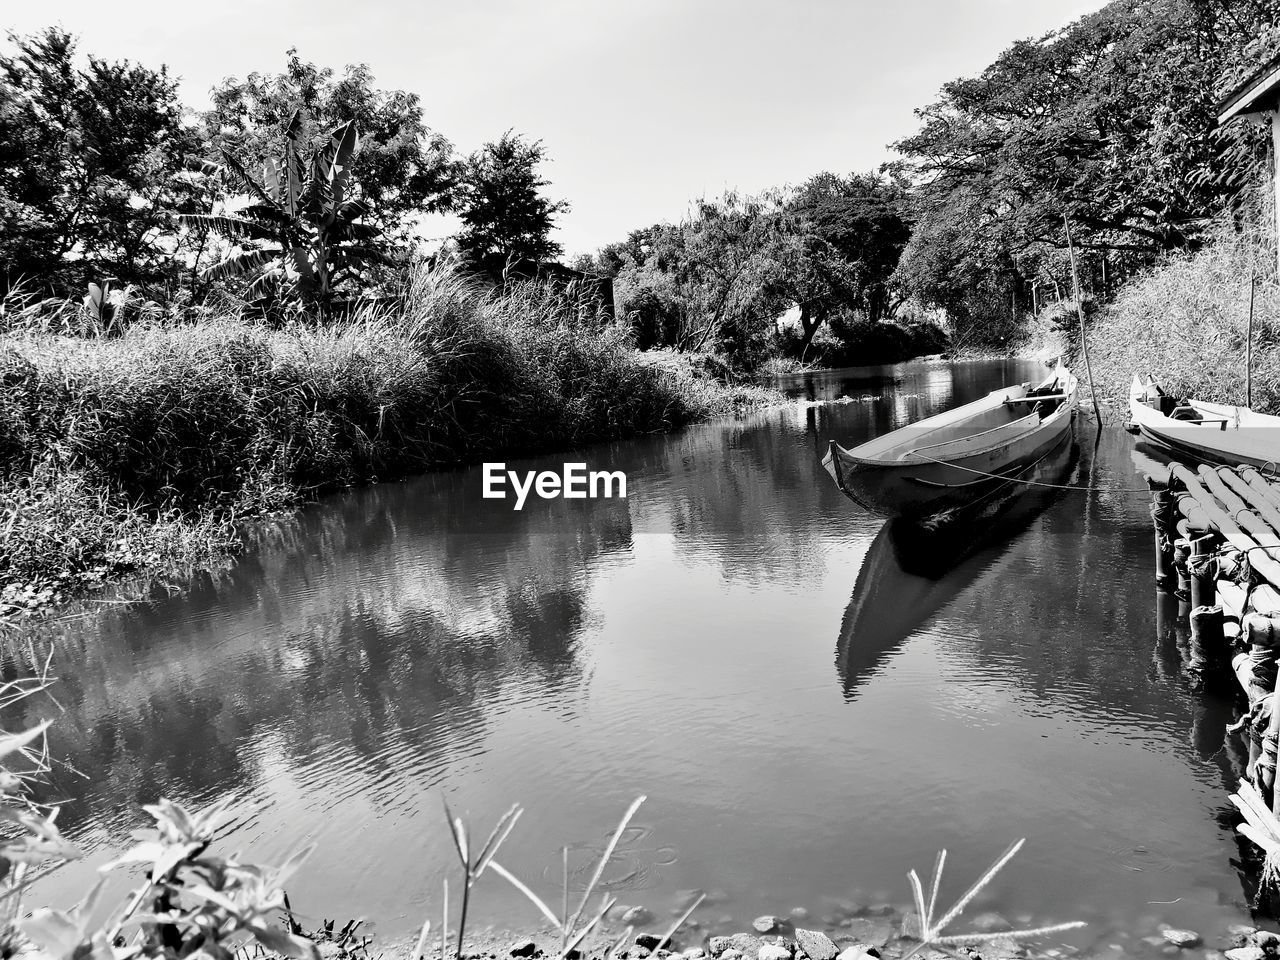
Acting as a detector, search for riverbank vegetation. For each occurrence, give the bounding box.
[882,0,1280,409]
[0,265,772,617]
[6,0,1280,609]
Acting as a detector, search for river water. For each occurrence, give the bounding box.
[16,360,1263,952]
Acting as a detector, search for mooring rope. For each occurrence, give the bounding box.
[904,451,1154,493]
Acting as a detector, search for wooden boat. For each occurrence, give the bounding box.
[1128,375,1280,468]
[821,363,1078,518]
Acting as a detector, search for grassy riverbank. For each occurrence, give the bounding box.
[994,205,1280,413]
[952,214,1280,416]
[0,265,778,618]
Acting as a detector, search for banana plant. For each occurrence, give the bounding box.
[183,110,388,314]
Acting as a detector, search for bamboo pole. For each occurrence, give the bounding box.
[1241,466,1280,515]
[1151,487,1178,590]
[1064,216,1102,423]
[1196,464,1280,556]
[1190,534,1218,610]
[1168,464,1280,588]
[1219,467,1280,538]
[1188,605,1224,691]
[1248,265,1257,410]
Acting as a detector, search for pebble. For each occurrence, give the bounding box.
[795,929,839,960]
[759,947,791,960]
[981,936,1025,958]
[1254,932,1280,951]
[684,952,705,960]
[864,905,895,918]
[637,935,666,951]
[836,948,880,960]
[624,907,656,927]
[1226,948,1266,960]
[754,918,789,935]
[970,913,1012,934]
[720,953,743,960]
[1162,929,1203,949]
[509,942,538,958]
[710,936,765,959]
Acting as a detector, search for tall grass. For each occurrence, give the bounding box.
[0,264,776,608]
[1081,209,1280,411]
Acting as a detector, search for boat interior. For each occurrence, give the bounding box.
[867,375,1072,462]
[1137,381,1237,430]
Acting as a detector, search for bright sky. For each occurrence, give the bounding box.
[6,0,1108,258]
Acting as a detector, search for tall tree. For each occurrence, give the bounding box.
[891,0,1276,339]
[612,193,787,362]
[455,131,568,278]
[202,50,458,248]
[0,27,194,297]
[777,172,912,357]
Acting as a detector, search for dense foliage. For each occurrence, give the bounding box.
[891,0,1280,343]
[601,176,926,368]
[202,49,459,246]
[0,28,196,297]
[455,132,569,280]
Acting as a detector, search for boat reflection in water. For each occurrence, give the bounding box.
[836,430,1079,698]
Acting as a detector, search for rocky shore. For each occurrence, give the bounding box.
[419,894,1280,960]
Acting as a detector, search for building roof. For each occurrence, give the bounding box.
[1218,53,1280,125]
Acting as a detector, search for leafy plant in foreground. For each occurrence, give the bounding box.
[184,110,387,313]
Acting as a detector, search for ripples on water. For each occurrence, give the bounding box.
[9,359,1259,946]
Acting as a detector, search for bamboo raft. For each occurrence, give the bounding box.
[1149,462,1280,865]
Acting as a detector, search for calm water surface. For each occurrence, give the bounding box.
[18,360,1259,950]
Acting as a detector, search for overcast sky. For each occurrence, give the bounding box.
[6,0,1108,257]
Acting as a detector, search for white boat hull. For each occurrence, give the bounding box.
[1128,375,1280,469]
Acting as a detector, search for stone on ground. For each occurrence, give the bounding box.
[1225,948,1266,960]
[1162,929,1203,949]
[623,907,656,927]
[509,942,538,958]
[970,913,1012,934]
[759,946,791,960]
[754,917,789,935]
[795,929,839,960]
[709,935,766,959]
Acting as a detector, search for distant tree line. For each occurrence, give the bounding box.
[4,0,1280,363]
[0,29,568,314]
[582,0,1280,363]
